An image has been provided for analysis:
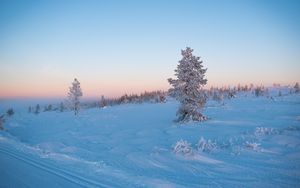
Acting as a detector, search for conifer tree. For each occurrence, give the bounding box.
[294,82,300,93]
[0,115,4,130]
[59,102,65,112]
[68,78,83,115]
[34,104,40,114]
[168,47,208,122]
[99,95,107,108]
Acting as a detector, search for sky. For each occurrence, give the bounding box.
[0,0,299,98]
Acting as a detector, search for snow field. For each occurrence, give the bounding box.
[0,91,300,187]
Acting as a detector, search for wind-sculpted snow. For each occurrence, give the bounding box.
[0,92,300,187]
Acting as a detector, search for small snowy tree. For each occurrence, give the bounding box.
[294,82,300,93]
[168,47,208,122]
[6,108,14,117]
[59,102,65,112]
[34,104,40,114]
[99,95,107,108]
[0,115,5,130]
[68,78,83,115]
[47,104,52,111]
[254,86,264,97]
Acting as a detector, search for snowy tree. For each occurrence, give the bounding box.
[6,108,14,117]
[294,82,300,93]
[47,104,52,111]
[168,47,208,122]
[68,78,83,115]
[254,86,264,97]
[0,115,5,130]
[34,104,40,114]
[99,95,107,108]
[59,102,65,112]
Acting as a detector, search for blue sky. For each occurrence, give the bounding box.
[0,0,299,98]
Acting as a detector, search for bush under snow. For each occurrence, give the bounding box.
[172,139,193,156]
[254,127,277,137]
[245,141,261,152]
[196,137,217,153]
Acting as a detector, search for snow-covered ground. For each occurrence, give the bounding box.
[1,90,300,187]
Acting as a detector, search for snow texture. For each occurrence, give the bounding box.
[0,87,300,187]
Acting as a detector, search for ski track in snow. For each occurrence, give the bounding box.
[0,145,117,188]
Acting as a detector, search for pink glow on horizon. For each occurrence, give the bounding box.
[0,80,297,99]
[0,80,170,99]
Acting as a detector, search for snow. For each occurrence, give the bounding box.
[0,90,300,187]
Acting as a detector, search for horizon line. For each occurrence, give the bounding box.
[0,82,297,100]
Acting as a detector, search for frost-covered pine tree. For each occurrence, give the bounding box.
[168,47,208,122]
[68,78,83,115]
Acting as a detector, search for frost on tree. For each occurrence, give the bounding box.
[68,78,83,115]
[168,47,208,122]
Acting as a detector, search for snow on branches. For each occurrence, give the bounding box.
[168,47,208,122]
[68,78,83,115]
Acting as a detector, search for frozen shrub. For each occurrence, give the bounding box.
[99,95,107,108]
[294,82,300,93]
[212,90,224,104]
[0,115,4,130]
[245,141,261,152]
[43,105,52,112]
[285,125,300,131]
[47,104,52,111]
[60,102,65,112]
[254,127,277,137]
[6,108,14,116]
[196,137,217,153]
[172,139,193,156]
[34,104,40,114]
[254,86,265,97]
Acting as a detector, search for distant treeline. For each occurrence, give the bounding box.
[27,90,167,114]
[25,82,299,115]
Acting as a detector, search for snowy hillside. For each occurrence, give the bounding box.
[1,91,300,187]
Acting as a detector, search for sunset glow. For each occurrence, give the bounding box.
[1,0,299,98]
